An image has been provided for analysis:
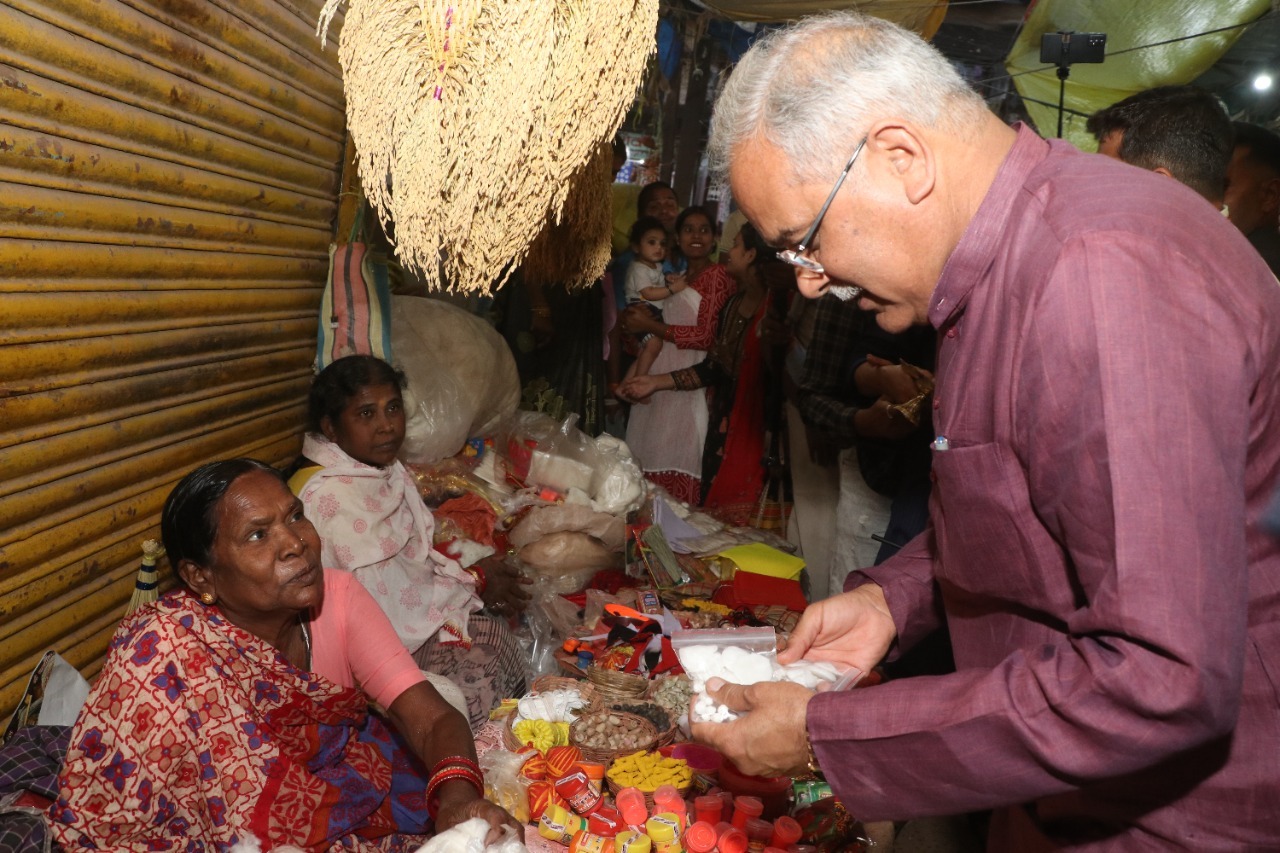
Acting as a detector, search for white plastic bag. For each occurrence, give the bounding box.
[392,296,521,463]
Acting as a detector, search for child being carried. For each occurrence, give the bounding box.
[624,216,687,383]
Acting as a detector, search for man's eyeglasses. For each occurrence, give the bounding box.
[776,137,867,276]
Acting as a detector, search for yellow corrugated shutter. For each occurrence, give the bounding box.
[0,0,346,718]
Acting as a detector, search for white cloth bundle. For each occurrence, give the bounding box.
[413,818,528,853]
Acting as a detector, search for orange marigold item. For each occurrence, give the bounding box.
[546,744,585,779]
[520,752,549,781]
[527,780,559,822]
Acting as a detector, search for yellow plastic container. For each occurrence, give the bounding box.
[645,813,684,853]
[615,830,653,852]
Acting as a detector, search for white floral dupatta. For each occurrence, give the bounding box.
[299,433,481,652]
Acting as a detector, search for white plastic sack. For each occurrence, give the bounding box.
[509,504,627,552]
[392,296,521,463]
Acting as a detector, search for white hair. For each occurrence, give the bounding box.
[707,11,987,185]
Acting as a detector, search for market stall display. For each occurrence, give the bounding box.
[391,410,876,850]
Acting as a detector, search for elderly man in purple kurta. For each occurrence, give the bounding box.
[691,12,1280,851]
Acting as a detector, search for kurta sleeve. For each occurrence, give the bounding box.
[845,527,941,656]
[807,234,1261,819]
[668,266,735,350]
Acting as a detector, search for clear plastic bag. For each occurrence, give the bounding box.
[477,749,532,826]
[492,412,643,514]
[518,590,583,680]
[672,628,861,722]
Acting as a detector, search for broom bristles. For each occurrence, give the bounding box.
[125,539,165,617]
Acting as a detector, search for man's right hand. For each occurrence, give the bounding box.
[777,583,897,675]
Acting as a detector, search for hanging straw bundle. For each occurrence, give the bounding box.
[318,0,658,295]
[523,140,615,288]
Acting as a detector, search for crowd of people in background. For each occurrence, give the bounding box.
[498,79,1280,617]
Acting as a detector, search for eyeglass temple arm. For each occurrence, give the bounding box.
[796,137,868,253]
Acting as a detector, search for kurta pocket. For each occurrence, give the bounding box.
[930,440,1076,615]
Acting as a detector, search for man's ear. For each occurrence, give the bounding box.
[1152,166,1177,181]
[867,121,936,206]
[178,558,214,600]
[1261,175,1280,216]
[320,415,338,443]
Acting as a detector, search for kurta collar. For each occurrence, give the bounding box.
[928,123,1050,329]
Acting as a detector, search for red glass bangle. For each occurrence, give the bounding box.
[430,755,481,779]
[427,766,484,814]
[427,769,483,802]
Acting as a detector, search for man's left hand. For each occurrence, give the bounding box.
[690,679,815,778]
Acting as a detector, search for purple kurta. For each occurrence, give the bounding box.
[809,126,1280,850]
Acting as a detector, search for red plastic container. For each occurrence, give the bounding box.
[770,816,803,848]
[587,806,622,837]
[693,795,723,825]
[718,827,749,853]
[730,795,763,830]
[720,761,792,820]
[683,821,719,853]
[555,770,602,817]
[745,817,774,850]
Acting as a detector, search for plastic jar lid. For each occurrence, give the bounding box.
[683,821,718,853]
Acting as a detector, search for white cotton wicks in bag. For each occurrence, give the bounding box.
[515,689,588,724]
[413,817,529,853]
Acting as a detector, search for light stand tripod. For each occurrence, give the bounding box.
[1040,31,1107,138]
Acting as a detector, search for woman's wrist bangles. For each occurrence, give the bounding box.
[427,756,484,814]
[463,564,487,598]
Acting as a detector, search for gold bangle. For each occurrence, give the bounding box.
[805,723,823,777]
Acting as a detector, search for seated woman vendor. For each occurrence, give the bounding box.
[289,355,529,727]
[51,459,520,851]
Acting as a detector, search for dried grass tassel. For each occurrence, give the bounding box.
[125,539,165,617]
[317,0,658,295]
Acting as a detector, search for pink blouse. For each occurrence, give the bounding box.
[309,568,427,710]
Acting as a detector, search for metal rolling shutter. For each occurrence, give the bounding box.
[0,0,347,717]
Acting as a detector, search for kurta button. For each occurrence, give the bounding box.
[933,399,941,410]
[946,328,957,338]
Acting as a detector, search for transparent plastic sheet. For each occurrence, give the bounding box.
[582,588,625,630]
[590,434,645,516]
[491,412,643,514]
[478,748,531,825]
[517,589,583,681]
